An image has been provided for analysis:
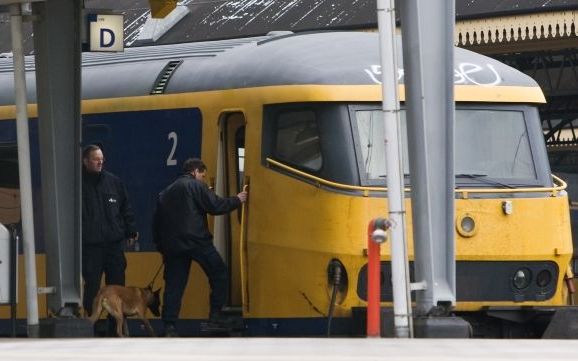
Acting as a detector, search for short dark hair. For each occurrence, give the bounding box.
[82,144,102,160]
[182,158,206,174]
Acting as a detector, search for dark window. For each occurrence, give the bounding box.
[235,126,245,193]
[274,110,322,171]
[263,103,359,187]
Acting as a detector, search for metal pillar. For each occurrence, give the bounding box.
[9,2,39,338]
[376,0,412,338]
[31,0,83,316]
[397,0,456,316]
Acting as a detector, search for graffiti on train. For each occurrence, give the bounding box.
[364,62,502,86]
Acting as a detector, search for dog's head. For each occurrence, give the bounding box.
[144,287,161,317]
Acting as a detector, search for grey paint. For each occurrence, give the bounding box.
[0,32,540,106]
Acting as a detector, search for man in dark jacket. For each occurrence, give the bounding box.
[82,144,138,316]
[153,158,247,336]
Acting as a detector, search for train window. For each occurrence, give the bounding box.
[455,109,536,179]
[274,110,322,171]
[354,110,410,180]
[353,106,537,184]
[0,143,20,225]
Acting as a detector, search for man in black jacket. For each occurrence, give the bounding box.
[82,144,139,317]
[153,158,247,336]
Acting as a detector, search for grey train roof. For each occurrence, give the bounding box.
[0,31,539,106]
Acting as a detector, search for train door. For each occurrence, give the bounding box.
[219,112,246,308]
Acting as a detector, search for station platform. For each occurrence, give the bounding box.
[1,338,578,361]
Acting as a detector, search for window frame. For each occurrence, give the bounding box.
[349,103,551,188]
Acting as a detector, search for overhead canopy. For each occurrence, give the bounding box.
[455,9,578,53]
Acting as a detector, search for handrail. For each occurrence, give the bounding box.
[266,158,401,196]
[239,180,250,313]
[265,158,567,198]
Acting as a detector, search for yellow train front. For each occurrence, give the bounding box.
[0,31,573,337]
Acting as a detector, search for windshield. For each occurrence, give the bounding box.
[354,107,536,183]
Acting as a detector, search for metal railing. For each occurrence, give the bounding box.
[266,158,567,198]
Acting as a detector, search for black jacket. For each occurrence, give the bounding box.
[82,169,137,245]
[153,174,241,255]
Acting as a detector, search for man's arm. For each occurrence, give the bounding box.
[119,181,139,244]
[193,181,247,215]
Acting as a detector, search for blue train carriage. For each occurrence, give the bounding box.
[0,31,574,337]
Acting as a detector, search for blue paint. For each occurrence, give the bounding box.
[0,107,202,253]
[83,107,203,251]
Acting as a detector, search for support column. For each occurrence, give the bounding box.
[10,2,39,338]
[397,0,456,315]
[376,0,412,338]
[31,0,83,318]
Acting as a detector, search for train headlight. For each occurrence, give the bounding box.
[456,214,476,237]
[512,268,532,289]
[536,269,552,288]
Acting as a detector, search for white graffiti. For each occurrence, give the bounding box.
[365,62,502,86]
[454,62,502,86]
[364,65,404,85]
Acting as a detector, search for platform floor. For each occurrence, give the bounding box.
[1,338,578,361]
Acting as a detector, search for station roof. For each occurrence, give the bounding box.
[0,32,540,104]
[456,1,578,54]
[0,0,577,54]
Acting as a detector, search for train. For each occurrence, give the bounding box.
[0,31,574,337]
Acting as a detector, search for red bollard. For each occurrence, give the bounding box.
[367,218,389,338]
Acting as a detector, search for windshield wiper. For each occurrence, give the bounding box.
[456,173,515,189]
[378,174,410,178]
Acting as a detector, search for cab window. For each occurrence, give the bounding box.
[274,110,322,171]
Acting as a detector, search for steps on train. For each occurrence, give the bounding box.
[200,306,244,336]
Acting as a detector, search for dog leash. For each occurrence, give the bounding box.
[148,263,164,289]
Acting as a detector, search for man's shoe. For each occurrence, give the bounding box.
[208,312,235,328]
[164,323,179,337]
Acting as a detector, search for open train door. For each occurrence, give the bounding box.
[217,112,247,310]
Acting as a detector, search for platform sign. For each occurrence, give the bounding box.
[88,14,124,52]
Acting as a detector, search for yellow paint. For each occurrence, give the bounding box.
[243,164,572,317]
[0,255,47,319]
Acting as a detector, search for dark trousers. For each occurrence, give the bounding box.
[82,242,127,315]
[162,243,228,324]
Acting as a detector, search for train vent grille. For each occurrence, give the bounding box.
[150,60,183,95]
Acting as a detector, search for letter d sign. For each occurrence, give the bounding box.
[100,28,115,48]
[89,14,124,52]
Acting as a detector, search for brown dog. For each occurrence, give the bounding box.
[88,285,161,337]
